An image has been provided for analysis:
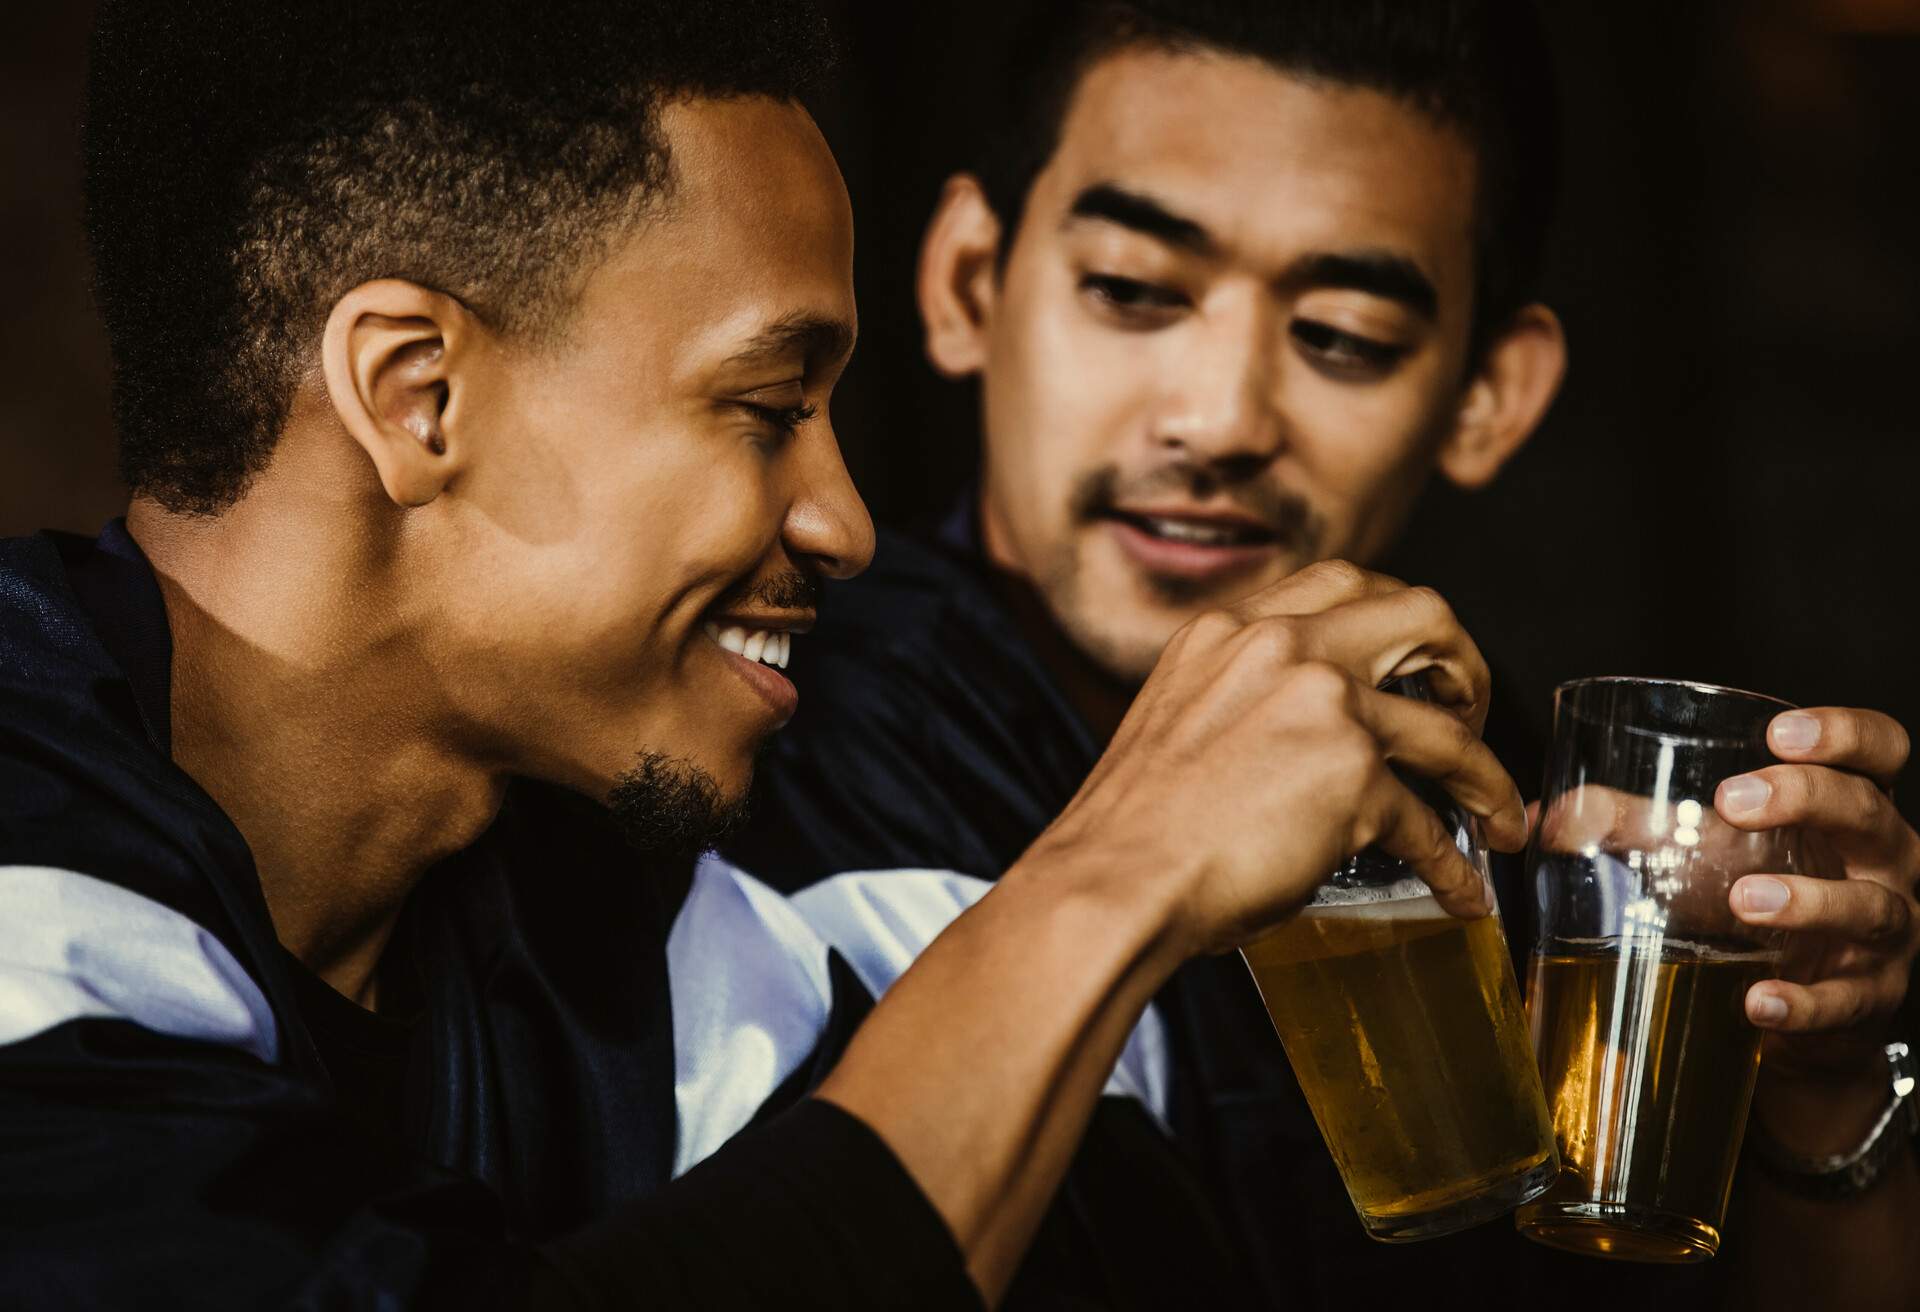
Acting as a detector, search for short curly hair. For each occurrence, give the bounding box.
[84,0,837,514]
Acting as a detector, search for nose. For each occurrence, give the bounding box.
[781,419,875,581]
[1152,297,1285,476]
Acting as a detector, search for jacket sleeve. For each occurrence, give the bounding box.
[0,1016,531,1310]
[0,1015,979,1311]
[536,1098,981,1311]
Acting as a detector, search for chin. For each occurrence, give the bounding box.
[1055,603,1173,686]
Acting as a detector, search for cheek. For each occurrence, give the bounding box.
[985,278,1152,531]
[544,442,776,659]
[1282,369,1455,547]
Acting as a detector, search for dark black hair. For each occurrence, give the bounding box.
[84,0,836,514]
[978,0,1559,358]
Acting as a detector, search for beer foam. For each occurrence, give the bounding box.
[1301,889,1479,920]
[1547,935,1777,963]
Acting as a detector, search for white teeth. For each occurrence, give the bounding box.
[707,623,792,669]
[1144,516,1241,545]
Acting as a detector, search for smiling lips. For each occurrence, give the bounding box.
[1100,506,1285,583]
[1107,508,1276,547]
[704,622,791,669]
[702,618,802,726]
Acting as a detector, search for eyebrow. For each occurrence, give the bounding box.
[1065,183,1217,256]
[1065,181,1441,321]
[1286,251,1439,321]
[723,313,856,372]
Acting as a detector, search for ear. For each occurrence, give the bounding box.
[320,279,475,508]
[918,173,1003,379]
[1437,303,1567,490]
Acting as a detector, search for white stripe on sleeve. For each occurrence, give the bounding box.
[667,855,836,1178]
[790,869,1171,1128]
[0,865,278,1062]
[663,857,1183,1176]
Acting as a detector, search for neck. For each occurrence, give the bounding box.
[127,474,503,1009]
[976,489,1136,746]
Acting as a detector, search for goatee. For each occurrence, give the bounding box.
[606,752,749,865]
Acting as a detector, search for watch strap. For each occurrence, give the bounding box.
[1747,1041,1919,1201]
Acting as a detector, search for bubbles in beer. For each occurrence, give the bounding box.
[1242,901,1557,1240]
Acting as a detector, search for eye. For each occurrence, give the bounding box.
[1080,273,1190,326]
[738,400,817,445]
[1291,321,1409,378]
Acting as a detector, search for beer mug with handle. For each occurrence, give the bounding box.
[1241,676,1559,1242]
[1515,677,1802,1262]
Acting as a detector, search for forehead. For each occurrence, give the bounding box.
[1041,46,1478,281]
[569,96,855,370]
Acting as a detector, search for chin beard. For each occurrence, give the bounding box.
[605,751,749,864]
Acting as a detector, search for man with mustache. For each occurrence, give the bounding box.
[729,2,1920,1307]
[0,2,1531,1308]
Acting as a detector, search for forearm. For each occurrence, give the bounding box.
[1730,1069,1920,1311]
[815,839,1186,1306]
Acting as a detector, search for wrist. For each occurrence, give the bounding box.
[1755,1049,1902,1158]
[1747,1041,1919,1201]
[1004,827,1199,983]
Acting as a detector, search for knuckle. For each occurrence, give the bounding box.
[1845,774,1888,833]
[1320,721,1379,783]
[1440,709,1478,759]
[1803,875,1841,924]
[1184,608,1239,648]
[1280,659,1353,711]
[1334,728,1380,781]
[1761,765,1806,817]
[1817,708,1859,756]
[1243,617,1303,667]
[1403,584,1458,630]
[1301,558,1370,598]
[1874,890,1914,942]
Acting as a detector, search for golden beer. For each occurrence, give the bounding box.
[1243,897,1558,1240]
[1515,940,1769,1262]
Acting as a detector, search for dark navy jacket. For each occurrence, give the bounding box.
[0,523,978,1310]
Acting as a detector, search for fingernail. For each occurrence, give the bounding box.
[1749,992,1789,1024]
[1739,876,1790,915]
[1720,775,1771,814]
[1772,712,1821,752]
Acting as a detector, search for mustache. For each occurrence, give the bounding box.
[718,569,820,612]
[1068,463,1322,547]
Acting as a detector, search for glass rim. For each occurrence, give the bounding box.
[1555,675,1796,710]
[1553,675,1797,747]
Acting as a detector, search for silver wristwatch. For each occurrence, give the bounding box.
[1748,1041,1920,1200]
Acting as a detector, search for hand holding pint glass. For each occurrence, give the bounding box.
[1242,677,1559,1242]
[1516,678,1805,1262]
[1051,565,1538,1240]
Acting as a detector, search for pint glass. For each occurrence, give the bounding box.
[1241,682,1558,1242]
[1515,677,1801,1262]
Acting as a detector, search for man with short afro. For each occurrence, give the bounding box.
[0,1,1528,1308]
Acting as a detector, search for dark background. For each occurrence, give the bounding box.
[5,1,1919,809]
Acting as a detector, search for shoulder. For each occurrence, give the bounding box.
[0,532,171,842]
[0,532,277,1006]
[0,533,118,681]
